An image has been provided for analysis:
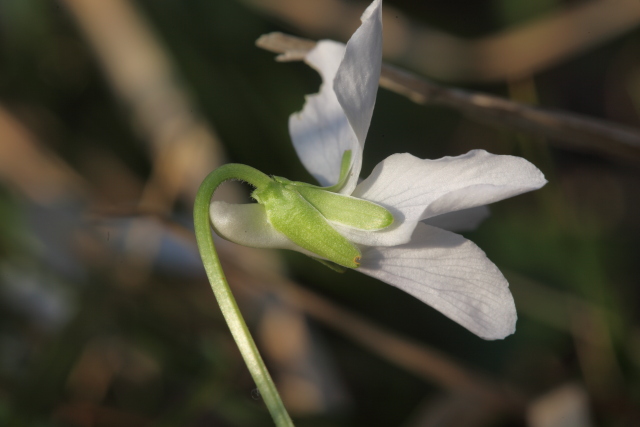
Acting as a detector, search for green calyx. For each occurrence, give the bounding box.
[251,151,394,269]
[253,180,362,268]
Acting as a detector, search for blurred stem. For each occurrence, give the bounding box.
[193,164,294,427]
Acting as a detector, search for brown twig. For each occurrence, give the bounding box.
[257,32,640,164]
[244,0,640,82]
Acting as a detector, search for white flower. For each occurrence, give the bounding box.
[210,0,546,340]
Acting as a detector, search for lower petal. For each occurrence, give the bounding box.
[357,223,517,340]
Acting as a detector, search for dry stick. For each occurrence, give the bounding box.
[244,0,640,82]
[257,32,640,164]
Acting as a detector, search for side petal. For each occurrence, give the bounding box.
[353,150,547,221]
[210,201,314,257]
[358,223,517,340]
[289,41,359,190]
[423,205,490,232]
[333,0,383,191]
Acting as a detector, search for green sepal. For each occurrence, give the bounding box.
[323,150,352,192]
[274,150,353,193]
[272,150,393,231]
[294,186,394,231]
[252,181,361,269]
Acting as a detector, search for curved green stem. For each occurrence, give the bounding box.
[193,164,294,427]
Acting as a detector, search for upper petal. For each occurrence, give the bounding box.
[333,0,383,189]
[288,0,383,194]
[358,223,517,340]
[289,41,358,190]
[353,150,547,221]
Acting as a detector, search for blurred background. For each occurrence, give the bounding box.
[1,0,639,426]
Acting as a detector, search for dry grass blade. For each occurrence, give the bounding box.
[257,32,640,164]
[0,106,88,204]
[59,0,225,206]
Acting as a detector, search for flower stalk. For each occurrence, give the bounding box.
[193,164,294,427]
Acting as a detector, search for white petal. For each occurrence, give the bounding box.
[210,201,315,257]
[423,205,490,232]
[353,150,547,221]
[333,0,383,191]
[358,223,517,339]
[289,0,383,194]
[289,41,359,190]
